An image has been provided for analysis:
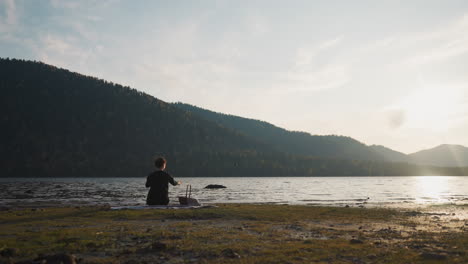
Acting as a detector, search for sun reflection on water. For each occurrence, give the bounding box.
[414,176,451,203]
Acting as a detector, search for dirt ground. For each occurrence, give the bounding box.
[0,204,467,263]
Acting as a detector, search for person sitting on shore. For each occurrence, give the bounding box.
[145,157,181,205]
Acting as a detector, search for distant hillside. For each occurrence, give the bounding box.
[369,144,468,168]
[409,144,468,167]
[370,145,408,163]
[0,58,274,177]
[1,58,467,177]
[173,103,385,161]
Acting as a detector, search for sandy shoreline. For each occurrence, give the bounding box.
[0,204,467,263]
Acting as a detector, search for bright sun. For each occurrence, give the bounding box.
[397,87,463,130]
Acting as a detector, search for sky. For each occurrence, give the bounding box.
[1,0,468,154]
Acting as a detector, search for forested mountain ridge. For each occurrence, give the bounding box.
[408,144,468,167]
[1,58,467,177]
[0,58,276,177]
[369,144,468,167]
[173,103,386,161]
[173,104,468,168]
[369,145,408,163]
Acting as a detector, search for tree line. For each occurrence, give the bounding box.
[1,58,467,177]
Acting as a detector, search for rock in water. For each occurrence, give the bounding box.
[205,184,227,189]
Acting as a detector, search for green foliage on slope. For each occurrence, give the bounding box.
[0,58,269,177]
[173,103,384,161]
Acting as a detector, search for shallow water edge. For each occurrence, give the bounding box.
[1,176,467,209]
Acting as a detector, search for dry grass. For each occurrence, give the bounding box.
[0,204,466,263]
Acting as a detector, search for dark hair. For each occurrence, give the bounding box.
[154,157,166,169]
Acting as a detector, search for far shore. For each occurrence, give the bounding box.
[2,175,468,178]
[0,204,466,263]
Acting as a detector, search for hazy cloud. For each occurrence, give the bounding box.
[283,64,349,93]
[35,34,93,71]
[396,13,468,67]
[0,0,17,32]
[246,15,270,35]
[4,1,468,153]
[283,37,348,93]
[294,36,343,67]
[49,0,81,9]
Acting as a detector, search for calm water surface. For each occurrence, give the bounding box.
[0,176,467,208]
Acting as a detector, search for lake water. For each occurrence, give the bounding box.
[0,176,467,208]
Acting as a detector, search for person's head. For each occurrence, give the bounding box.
[154,157,166,170]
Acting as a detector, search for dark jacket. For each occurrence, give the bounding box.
[145,170,178,205]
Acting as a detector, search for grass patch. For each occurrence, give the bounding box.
[0,204,466,263]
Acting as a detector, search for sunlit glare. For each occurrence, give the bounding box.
[414,176,451,203]
[398,87,464,131]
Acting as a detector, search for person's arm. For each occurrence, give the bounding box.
[167,174,181,186]
[145,174,151,188]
